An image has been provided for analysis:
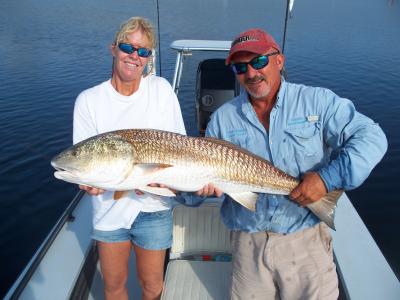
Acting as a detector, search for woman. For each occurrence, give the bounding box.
[73,17,186,300]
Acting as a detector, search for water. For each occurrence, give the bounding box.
[0,0,399,296]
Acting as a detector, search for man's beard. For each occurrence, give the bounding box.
[245,76,271,99]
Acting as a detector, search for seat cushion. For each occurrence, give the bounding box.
[161,260,232,300]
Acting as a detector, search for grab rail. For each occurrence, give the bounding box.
[170,40,231,95]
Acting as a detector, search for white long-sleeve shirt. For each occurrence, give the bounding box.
[73,75,186,231]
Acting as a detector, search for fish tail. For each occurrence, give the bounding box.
[307,190,344,230]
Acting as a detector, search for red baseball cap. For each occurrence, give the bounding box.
[226,28,281,65]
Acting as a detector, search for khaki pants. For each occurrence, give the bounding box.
[230,223,338,300]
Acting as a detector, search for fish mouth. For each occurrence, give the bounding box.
[50,159,63,170]
[51,162,114,187]
[51,160,79,173]
[52,165,65,172]
[52,165,76,174]
[53,168,79,179]
[51,161,82,182]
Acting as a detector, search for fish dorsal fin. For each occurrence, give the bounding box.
[138,186,176,197]
[307,189,343,230]
[113,191,128,200]
[226,192,258,212]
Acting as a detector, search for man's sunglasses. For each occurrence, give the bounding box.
[118,42,152,58]
[231,51,280,75]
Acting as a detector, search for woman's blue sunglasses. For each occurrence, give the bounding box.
[231,51,280,75]
[118,42,152,58]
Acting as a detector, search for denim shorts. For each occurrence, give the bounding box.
[92,209,173,250]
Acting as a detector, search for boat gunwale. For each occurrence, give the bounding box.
[4,190,86,300]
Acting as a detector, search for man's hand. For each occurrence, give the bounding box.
[289,172,327,206]
[79,185,105,196]
[195,183,223,198]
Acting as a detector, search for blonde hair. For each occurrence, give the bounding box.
[113,17,156,49]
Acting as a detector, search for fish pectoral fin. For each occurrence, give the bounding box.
[134,163,173,175]
[138,186,176,197]
[226,192,258,211]
[113,191,129,200]
[307,189,344,230]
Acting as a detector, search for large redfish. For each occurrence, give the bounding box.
[51,129,342,229]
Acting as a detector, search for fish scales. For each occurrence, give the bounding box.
[114,129,298,192]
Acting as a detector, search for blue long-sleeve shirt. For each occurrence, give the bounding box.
[180,80,387,234]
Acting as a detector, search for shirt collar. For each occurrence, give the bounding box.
[239,92,269,134]
[275,78,287,109]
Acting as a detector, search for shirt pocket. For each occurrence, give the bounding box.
[284,122,322,172]
[225,129,249,149]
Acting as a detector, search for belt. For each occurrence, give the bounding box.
[265,230,286,237]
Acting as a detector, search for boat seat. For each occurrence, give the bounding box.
[161,201,232,300]
[161,260,231,300]
[196,59,240,135]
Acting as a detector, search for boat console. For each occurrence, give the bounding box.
[196,58,240,135]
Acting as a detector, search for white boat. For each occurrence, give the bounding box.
[5,40,400,300]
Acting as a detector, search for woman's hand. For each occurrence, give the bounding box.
[79,185,105,196]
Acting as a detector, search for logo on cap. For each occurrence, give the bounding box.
[231,35,258,47]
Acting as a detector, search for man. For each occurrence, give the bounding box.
[196,28,387,299]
